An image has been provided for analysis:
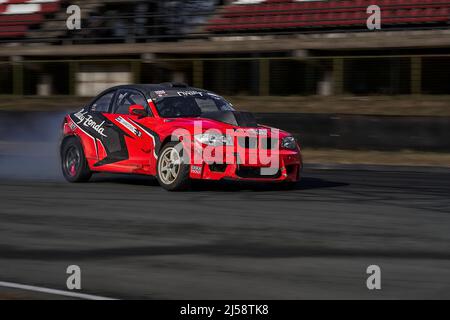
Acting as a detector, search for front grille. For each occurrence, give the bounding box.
[237,136,257,149]
[209,163,227,172]
[261,137,279,150]
[236,166,281,179]
[237,136,279,150]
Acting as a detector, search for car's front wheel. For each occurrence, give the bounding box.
[61,137,92,183]
[156,142,190,191]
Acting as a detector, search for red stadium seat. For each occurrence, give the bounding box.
[0,0,60,38]
[0,25,27,37]
[206,0,450,32]
[0,13,43,26]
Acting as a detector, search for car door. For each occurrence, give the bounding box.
[107,89,158,173]
[86,89,139,170]
[70,90,118,165]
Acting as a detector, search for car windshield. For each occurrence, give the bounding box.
[153,90,235,118]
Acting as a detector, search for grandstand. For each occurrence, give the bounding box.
[0,0,219,42]
[208,0,450,33]
[0,0,61,38]
[1,0,450,99]
[1,1,450,41]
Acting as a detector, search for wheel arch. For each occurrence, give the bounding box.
[60,134,82,156]
[60,134,93,183]
[158,134,187,155]
[60,134,93,170]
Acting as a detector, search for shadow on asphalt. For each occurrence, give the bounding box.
[91,174,349,192]
[0,242,448,261]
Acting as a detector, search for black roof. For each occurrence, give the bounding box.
[103,83,206,97]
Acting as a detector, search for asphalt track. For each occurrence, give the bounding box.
[0,111,450,299]
[0,166,450,299]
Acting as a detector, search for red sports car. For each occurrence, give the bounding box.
[60,83,302,190]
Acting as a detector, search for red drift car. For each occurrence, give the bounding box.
[60,83,302,191]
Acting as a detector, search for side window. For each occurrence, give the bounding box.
[114,90,150,115]
[91,91,114,113]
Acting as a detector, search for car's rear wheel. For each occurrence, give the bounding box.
[156,142,190,191]
[61,137,92,183]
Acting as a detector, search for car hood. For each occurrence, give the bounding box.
[163,111,254,127]
[162,111,291,137]
[202,111,258,127]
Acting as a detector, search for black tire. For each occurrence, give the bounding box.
[61,136,92,183]
[156,141,190,191]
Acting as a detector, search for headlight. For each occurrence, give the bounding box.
[281,136,297,150]
[194,133,233,146]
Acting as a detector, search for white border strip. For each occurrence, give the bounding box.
[0,281,117,300]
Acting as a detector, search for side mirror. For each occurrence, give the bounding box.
[129,104,147,118]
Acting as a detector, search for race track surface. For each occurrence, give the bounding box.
[1,168,449,299]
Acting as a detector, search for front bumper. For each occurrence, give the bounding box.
[189,148,302,182]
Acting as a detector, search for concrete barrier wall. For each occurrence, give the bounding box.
[0,111,449,152]
[255,113,450,151]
